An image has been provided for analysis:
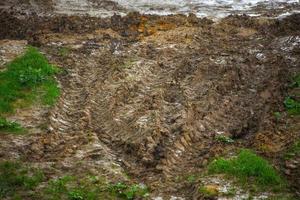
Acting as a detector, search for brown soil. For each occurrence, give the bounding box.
[0,6,299,199]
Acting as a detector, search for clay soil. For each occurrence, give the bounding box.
[0,3,299,199]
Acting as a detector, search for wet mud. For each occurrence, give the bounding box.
[0,3,300,199]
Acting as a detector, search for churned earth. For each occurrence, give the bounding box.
[0,1,300,199]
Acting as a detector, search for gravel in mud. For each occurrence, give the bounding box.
[0,6,299,199]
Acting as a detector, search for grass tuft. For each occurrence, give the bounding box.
[58,47,70,57]
[0,117,24,133]
[215,135,234,144]
[208,149,284,189]
[284,97,300,115]
[290,74,300,88]
[284,140,300,160]
[41,80,61,106]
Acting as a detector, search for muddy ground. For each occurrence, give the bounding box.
[0,3,300,200]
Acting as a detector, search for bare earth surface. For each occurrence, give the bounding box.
[0,1,300,199]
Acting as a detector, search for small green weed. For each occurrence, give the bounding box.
[224,187,236,197]
[274,112,281,120]
[187,175,196,183]
[215,135,234,144]
[284,140,300,160]
[46,176,74,198]
[0,161,44,198]
[208,149,284,189]
[289,74,300,88]
[284,73,300,115]
[284,97,300,115]
[0,117,24,133]
[58,47,70,57]
[109,182,149,200]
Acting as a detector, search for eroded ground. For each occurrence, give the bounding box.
[0,3,300,200]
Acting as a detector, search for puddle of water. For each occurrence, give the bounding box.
[115,0,299,17]
[54,0,300,18]
[54,0,126,17]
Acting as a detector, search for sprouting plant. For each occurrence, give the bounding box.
[215,135,234,144]
[187,175,196,183]
[284,140,300,160]
[289,74,300,88]
[284,97,300,115]
[68,190,84,200]
[274,112,281,120]
[0,117,24,133]
[58,47,70,57]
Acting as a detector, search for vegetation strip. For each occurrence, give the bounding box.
[0,47,60,133]
[0,161,44,199]
[0,160,149,200]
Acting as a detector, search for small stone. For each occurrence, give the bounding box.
[284,169,291,175]
[292,160,299,165]
[286,163,297,169]
[174,142,185,152]
[256,53,266,61]
[202,159,208,166]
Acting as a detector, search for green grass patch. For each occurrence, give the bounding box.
[0,46,60,113]
[0,117,24,134]
[45,175,108,200]
[0,160,149,200]
[208,149,284,190]
[0,47,60,133]
[0,161,44,198]
[44,176,149,200]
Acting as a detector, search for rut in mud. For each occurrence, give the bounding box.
[0,4,300,199]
